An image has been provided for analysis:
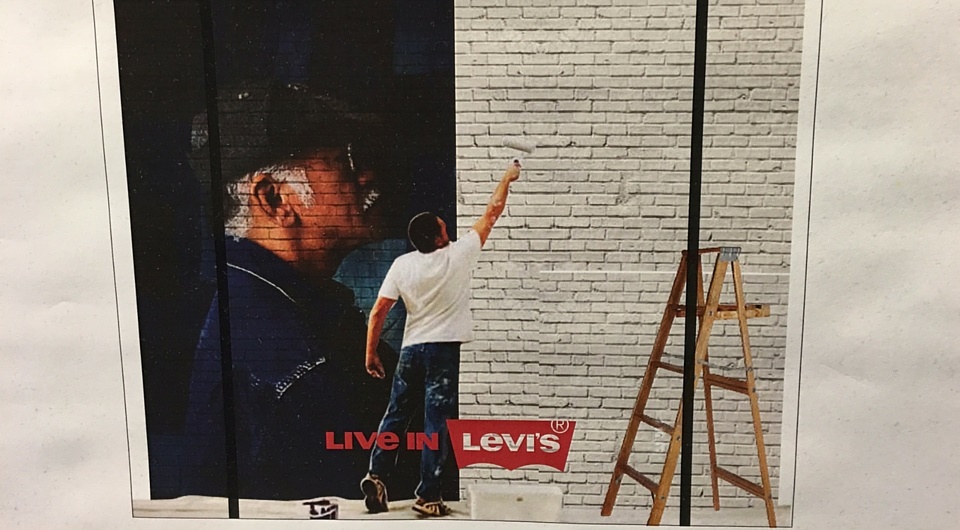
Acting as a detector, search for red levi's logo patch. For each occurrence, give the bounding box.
[447,419,576,471]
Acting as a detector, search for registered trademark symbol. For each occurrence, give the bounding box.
[551,420,570,434]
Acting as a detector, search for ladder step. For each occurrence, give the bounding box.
[660,356,742,373]
[657,360,684,375]
[659,360,749,393]
[671,303,770,320]
[619,464,659,493]
[715,466,765,498]
[703,372,749,394]
[640,414,674,435]
[699,358,743,371]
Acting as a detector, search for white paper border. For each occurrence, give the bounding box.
[92,0,150,502]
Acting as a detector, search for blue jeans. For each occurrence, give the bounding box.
[369,342,460,502]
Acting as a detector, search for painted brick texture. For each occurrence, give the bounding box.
[454,0,802,510]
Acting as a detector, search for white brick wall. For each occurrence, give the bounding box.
[455,0,802,510]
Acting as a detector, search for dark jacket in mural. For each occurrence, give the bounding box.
[180,237,405,500]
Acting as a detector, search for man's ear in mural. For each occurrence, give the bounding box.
[251,173,298,229]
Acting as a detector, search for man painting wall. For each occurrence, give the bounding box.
[360,161,522,516]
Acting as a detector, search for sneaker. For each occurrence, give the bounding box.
[360,474,389,513]
[412,498,452,517]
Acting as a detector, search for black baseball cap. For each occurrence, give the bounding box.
[189,80,396,187]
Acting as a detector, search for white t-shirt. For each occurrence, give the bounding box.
[378,229,483,348]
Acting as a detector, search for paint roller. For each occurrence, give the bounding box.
[502,137,537,163]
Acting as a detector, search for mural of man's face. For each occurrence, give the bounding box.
[292,146,390,256]
[243,142,397,281]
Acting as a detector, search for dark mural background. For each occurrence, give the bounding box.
[113,0,455,501]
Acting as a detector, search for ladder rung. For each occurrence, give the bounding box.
[715,466,765,498]
[699,359,743,371]
[640,414,674,435]
[661,356,741,372]
[657,361,684,375]
[671,303,770,320]
[703,372,749,394]
[620,464,659,493]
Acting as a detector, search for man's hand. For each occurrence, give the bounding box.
[365,353,385,379]
[365,296,395,379]
[505,159,521,182]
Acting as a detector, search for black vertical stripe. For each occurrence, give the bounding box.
[197,0,241,518]
[681,0,710,525]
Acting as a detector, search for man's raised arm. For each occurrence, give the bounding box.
[472,160,522,246]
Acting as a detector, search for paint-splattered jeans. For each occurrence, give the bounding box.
[369,342,460,502]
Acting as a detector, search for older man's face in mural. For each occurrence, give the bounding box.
[243,145,392,282]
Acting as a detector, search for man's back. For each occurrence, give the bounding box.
[379,230,482,348]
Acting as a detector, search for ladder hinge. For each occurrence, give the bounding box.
[720,246,741,262]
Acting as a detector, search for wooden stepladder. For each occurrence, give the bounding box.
[600,247,777,527]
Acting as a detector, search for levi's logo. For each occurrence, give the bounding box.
[447,419,576,471]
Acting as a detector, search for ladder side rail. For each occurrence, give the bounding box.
[600,256,689,516]
[732,260,777,528]
[647,257,729,525]
[698,257,722,511]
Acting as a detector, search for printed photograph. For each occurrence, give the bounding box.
[106,0,806,524]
